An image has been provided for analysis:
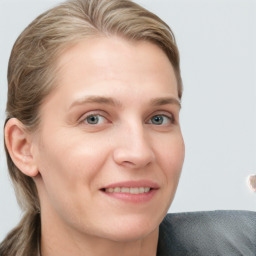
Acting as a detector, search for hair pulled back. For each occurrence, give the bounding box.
[0,0,182,255]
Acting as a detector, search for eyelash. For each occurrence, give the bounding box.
[79,112,175,126]
[147,114,175,126]
[82,114,108,125]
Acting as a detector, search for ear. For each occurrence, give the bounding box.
[4,118,39,177]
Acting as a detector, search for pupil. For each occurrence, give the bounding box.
[153,115,163,124]
[88,115,98,124]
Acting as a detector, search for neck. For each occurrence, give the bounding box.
[40,208,159,256]
[41,225,159,256]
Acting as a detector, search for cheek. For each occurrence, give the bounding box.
[35,131,110,192]
[154,134,184,214]
[34,139,95,219]
[158,134,185,180]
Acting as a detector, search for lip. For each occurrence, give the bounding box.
[100,180,159,203]
[102,180,160,190]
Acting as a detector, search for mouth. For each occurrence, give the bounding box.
[100,181,159,203]
[101,187,152,194]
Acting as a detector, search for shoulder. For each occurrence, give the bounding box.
[157,210,256,256]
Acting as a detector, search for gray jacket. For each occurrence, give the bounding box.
[157,210,256,256]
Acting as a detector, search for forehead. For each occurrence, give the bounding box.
[43,36,179,110]
[56,36,176,84]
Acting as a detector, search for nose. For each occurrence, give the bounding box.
[112,124,155,169]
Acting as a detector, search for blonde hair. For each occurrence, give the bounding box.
[0,0,182,255]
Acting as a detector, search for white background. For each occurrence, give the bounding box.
[0,0,255,241]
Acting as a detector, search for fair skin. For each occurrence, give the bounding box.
[5,36,185,256]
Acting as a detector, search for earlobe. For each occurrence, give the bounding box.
[4,118,39,177]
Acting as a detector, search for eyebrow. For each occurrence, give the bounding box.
[68,95,181,110]
[69,96,122,110]
[150,97,181,109]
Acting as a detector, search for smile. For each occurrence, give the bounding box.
[104,187,151,194]
[100,180,159,203]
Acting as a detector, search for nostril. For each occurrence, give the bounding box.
[122,161,136,166]
[112,143,155,169]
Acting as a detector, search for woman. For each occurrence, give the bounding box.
[2,0,256,256]
[1,0,184,255]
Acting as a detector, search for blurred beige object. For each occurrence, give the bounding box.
[248,175,256,192]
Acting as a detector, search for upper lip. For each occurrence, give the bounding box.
[101,180,160,190]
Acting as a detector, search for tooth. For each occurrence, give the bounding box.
[107,188,114,193]
[105,187,152,194]
[139,187,145,193]
[130,188,139,194]
[121,187,129,193]
[144,187,150,193]
[114,187,121,192]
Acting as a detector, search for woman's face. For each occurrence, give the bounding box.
[33,36,185,242]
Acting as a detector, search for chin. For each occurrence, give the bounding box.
[106,228,157,243]
[98,215,161,242]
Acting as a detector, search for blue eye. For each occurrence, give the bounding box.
[149,115,172,125]
[85,115,105,125]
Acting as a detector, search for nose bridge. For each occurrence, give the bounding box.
[113,119,155,168]
[126,122,148,150]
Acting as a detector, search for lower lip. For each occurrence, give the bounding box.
[100,189,158,203]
